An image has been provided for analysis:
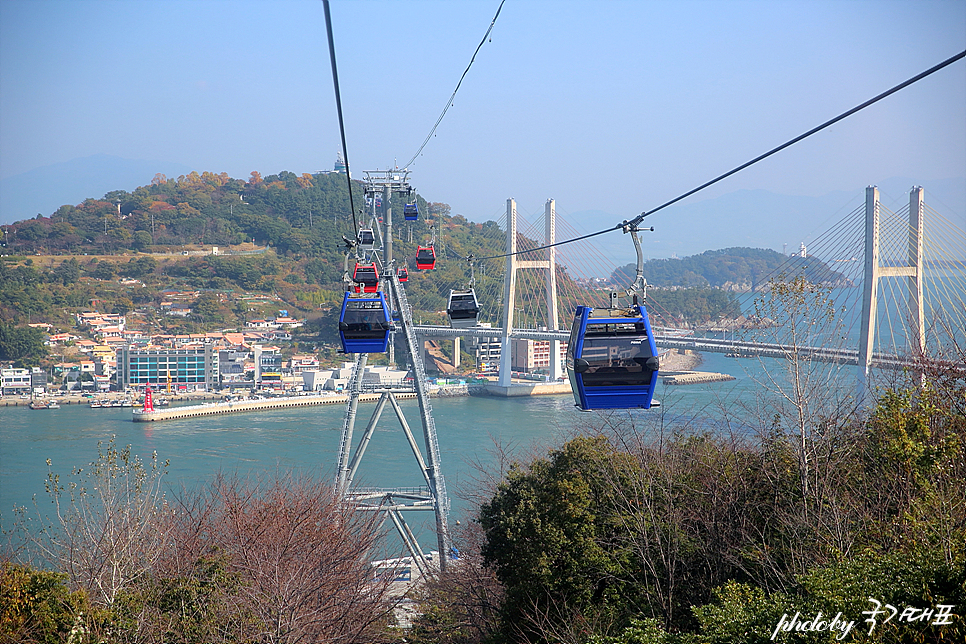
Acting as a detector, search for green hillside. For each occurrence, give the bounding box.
[612,247,851,289]
[0,171,749,350]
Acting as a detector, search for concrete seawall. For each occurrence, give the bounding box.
[472,382,572,397]
[132,392,415,422]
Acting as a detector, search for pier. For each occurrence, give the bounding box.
[132,392,416,422]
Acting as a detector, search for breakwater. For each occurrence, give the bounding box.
[132,392,416,422]
[662,371,736,385]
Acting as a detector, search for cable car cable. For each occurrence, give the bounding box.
[403,0,507,168]
[322,0,359,235]
[474,48,966,263]
[626,48,966,230]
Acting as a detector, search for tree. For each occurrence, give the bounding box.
[479,436,640,642]
[120,255,157,279]
[0,322,47,365]
[191,292,226,324]
[131,230,153,251]
[90,261,117,281]
[29,438,172,610]
[153,472,395,644]
[112,297,134,315]
[740,275,862,580]
[52,258,80,285]
[0,561,103,643]
[408,522,504,644]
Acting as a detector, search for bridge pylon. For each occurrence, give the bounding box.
[857,185,925,400]
[498,198,562,386]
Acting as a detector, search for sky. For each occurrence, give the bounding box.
[1,0,964,250]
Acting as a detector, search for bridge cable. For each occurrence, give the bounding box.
[322,0,359,235]
[473,49,966,262]
[403,0,507,169]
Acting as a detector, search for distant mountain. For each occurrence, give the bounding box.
[568,177,965,265]
[0,154,194,224]
[611,247,849,290]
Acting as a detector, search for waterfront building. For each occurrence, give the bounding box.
[1,367,42,396]
[511,339,568,372]
[218,349,251,385]
[301,363,409,392]
[475,339,502,373]
[116,346,218,392]
[253,345,282,388]
[288,354,320,374]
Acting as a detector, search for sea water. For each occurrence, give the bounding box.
[1,353,764,527]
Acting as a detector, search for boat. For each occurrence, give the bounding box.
[156,397,171,407]
[89,399,104,408]
[29,400,56,410]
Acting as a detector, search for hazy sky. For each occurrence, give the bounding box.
[2,0,964,230]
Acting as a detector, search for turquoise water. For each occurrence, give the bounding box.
[1,353,760,527]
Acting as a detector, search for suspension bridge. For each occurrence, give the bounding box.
[336,179,965,583]
[408,187,965,389]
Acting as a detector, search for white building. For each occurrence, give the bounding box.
[1,367,44,395]
[511,339,568,372]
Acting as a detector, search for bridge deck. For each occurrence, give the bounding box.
[411,325,908,369]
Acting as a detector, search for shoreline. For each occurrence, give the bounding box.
[661,350,703,372]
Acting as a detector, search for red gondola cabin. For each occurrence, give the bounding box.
[415,246,436,270]
[353,262,379,293]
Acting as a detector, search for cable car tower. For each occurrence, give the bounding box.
[336,169,452,576]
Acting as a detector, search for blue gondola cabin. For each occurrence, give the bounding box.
[403,203,419,221]
[566,305,660,410]
[339,292,392,354]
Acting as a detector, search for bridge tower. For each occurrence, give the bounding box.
[857,185,925,399]
[498,198,562,386]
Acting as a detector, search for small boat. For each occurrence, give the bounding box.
[89,400,104,408]
[156,397,170,407]
[47,401,61,409]
[121,399,133,407]
[29,400,55,410]
[111,400,124,407]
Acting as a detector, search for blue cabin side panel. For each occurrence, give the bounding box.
[339,292,391,354]
[567,305,660,410]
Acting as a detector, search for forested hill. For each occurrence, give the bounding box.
[612,247,850,290]
[1,170,418,261]
[1,171,744,337]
